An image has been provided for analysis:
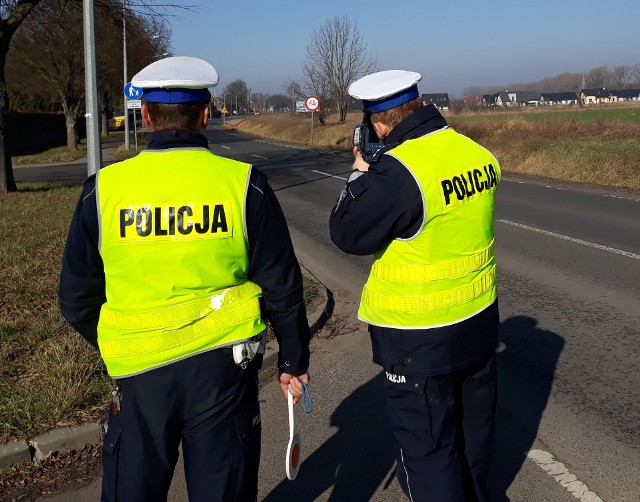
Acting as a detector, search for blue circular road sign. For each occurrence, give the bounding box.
[124,82,144,100]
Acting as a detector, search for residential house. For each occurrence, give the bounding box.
[422,93,450,110]
[515,91,542,106]
[539,92,579,105]
[581,88,611,104]
[495,92,514,107]
[609,89,640,102]
[464,96,483,105]
[483,93,499,106]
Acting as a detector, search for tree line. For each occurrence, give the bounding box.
[463,64,640,98]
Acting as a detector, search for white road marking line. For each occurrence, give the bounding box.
[251,154,268,159]
[527,450,604,502]
[497,219,640,260]
[312,170,348,181]
[502,177,640,202]
[219,145,231,149]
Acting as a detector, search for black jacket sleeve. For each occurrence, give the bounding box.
[246,169,310,375]
[329,155,424,255]
[59,177,105,349]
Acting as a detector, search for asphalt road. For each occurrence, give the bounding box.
[24,121,640,501]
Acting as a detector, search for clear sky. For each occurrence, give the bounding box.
[166,0,640,99]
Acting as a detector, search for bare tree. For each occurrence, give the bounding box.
[610,65,632,89]
[284,79,303,112]
[223,79,250,115]
[304,16,376,122]
[629,64,640,85]
[10,0,87,149]
[0,1,43,193]
[586,66,611,88]
[302,60,329,124]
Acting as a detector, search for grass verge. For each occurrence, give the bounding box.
[0,184,111,443]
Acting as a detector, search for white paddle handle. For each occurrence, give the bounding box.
[288,390,295,441]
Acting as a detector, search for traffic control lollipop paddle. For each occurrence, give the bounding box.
[285,382,313,480]
[285,390,302,480]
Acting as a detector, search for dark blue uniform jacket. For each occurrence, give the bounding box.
[59,131,310,376]
[330,105,498,377]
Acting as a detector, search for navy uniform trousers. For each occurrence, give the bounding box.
[384,355,496,502]
[101,348,261,502]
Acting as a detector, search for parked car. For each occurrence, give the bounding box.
[109,115,125,130]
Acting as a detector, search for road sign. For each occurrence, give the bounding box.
[305,96,320,111]
[127,99,142,109]
[221,107,228,114]
[124,82,143,100]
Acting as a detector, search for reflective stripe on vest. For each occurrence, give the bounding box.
[358,128,500,329]
[96,149,266,377]
[99,282,262,359]
[362,267,495,312]
[371,241,494,283]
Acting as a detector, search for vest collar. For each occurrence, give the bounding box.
[147,130,209,150]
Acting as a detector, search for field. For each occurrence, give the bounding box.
[231,104,640,192]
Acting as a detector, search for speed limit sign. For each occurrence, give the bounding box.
[305,96,320,111]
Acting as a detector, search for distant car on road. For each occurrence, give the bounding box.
[109,115,125,130]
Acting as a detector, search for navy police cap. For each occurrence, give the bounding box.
[348,70,422,112]
[131,56,219,104]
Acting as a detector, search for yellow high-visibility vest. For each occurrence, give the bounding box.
[358,127,500,329]
[96,148,265,377]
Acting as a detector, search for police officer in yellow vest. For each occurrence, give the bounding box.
[330,70,500,502]
[59,56,310,501]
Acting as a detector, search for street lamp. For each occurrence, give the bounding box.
[122,0,130,150]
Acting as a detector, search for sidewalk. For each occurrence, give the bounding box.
[0,269,333,474]
[12,132,144,170]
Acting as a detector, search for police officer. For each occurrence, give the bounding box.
[330,70,500,502]
[59,56,310,501]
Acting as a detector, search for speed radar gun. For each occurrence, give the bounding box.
[285,382,313,480]
[353,113,384,162]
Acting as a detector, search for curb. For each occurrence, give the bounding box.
[0,271,333,473]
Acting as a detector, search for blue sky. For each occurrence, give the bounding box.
[167,0,640,99]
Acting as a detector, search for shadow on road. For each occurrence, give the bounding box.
[263,372,395,502]
[490,315,564,501]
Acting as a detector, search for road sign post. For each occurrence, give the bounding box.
[124,84,143,151]
[305,96,320,145]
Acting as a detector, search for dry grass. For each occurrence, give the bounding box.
[452,115,640,190]
[231,112,361,150]
[229,108,640,192]
[0,185,111,442]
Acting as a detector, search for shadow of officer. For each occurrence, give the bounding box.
[490,315,565,501]
[263,372,396,501]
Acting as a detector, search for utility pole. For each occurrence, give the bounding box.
[83,0,103,175]
[123,0,130,150]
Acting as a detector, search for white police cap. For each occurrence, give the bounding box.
[131,56,219,104]
[348,70,422,112]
